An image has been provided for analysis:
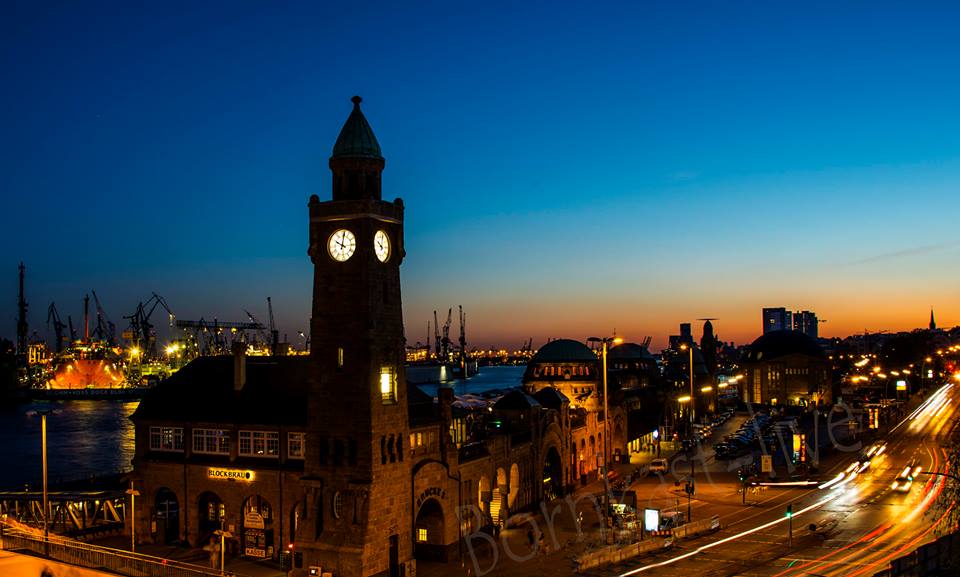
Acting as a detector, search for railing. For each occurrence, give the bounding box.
[0,526,247,577]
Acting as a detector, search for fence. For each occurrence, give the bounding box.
[0,525,248,577]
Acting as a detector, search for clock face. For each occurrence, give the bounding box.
[374,230,390,262]
[328,229,356,262]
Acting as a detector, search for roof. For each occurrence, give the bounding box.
[530,339,597,363]
[743,330,827,362]
[131,356,310,427]
[532,386,569,409]
[331,96,383,159]
[608,343,655,362]
[493,390,541,411]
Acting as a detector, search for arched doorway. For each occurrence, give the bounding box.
[241,495,274,559]
[198,491,224,542]
[477,475,490,515]
[413,498,446,562]
[154,488,179,545]
[543,447,562,501]
[507,463,520,508]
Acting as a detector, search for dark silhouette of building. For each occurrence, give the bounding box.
[741,330,831,407]
[762,307,792,333]
[792,310,819,339]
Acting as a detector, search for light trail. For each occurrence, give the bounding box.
[616,493,840,576]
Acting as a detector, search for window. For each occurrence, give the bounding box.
[288,432,305,459]
[149,427,184,452]
[417,527,428,542]
[380,367,397,404]
[193,429,230,454]
[332,492,343,519]
[239,430,280,457]
[337,347,344,368]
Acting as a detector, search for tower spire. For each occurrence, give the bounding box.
[329,95,385,201]
[930,307,937,331]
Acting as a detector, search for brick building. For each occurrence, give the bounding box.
[129,97,578,577]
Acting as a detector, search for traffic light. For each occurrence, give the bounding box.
[786,504,793,518]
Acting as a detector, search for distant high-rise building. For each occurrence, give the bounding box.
[762,308,792,333]
[793,310,818,339]
[669,322,695,349]
[763,307,818,338]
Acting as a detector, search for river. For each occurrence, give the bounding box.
[0,365,525,490]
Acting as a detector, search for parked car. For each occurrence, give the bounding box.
[649,458,669,474]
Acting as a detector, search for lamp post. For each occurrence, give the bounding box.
[26,408,58,555]
[126,482,140,552]
[679,344,696,522]
[587,335,623,540]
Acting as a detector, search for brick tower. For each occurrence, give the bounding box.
[298,96,412,577]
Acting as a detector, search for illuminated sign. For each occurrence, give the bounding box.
[208,468,255,482]
[896,380,907,391]
[644,508,660,533]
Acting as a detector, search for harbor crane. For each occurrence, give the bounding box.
[46,302,67,354]
[458,305,467,371]
[267,297,279,355]
[441,308,452,362]
[433,311,441,362]
[124,293,174,357]
[16,262,28,358]
[91,291,116,345]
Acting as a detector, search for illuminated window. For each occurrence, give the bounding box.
[416,432,423,447]
[417,527,428,542]
[193,428,230,455]
[239,430,280,457]
[288,432,305,459]
[332,492,342,519]
[149,427,184,452]
[380,367,397,404]
[337,347,344,368]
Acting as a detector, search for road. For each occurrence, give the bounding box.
[587,382,957,577]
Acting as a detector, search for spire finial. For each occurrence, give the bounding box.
[351,95,362,107]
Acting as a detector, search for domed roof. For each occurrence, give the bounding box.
[609,342,655,361]
[493,390,541,411]
[530,339,597,363]
[532,386,569,409]
[331,96,382,159]
[743,330,826,362]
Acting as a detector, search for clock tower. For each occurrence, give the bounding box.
[298,96,412,577]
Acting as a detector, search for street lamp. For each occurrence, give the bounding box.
[678,343,696,522]
[26,407,59,554]
[587,334,623,539]
[126,482,140,552]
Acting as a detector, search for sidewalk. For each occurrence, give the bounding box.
[90,536,286,577]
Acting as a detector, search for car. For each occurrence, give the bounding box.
[891,463,922,492]
[649,458,669,474]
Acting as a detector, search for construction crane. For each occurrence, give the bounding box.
[639,336,652,349]
[46,302,67,354]
[91,291,116,345]
[426,320,432,358]
[267,297,279,355]
[67,315,77,344]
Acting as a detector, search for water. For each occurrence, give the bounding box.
[0,400,137,490]
[414,365,525,398]
[0,366,523,490]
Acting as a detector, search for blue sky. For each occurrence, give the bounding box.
[3,1,959,349]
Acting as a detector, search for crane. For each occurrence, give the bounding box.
[441,308,452,362]
[243,308,271,347]
[458,305,467,372]
[16,262,28,358]
[124,293,175,357]
[267,297,279,355]
[46,302,67,353]
[433,310,441,362]
[91,291,116,345]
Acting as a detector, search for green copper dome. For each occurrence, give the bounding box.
[331,96,382,159]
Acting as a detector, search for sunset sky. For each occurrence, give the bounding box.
[3,1,959,350]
